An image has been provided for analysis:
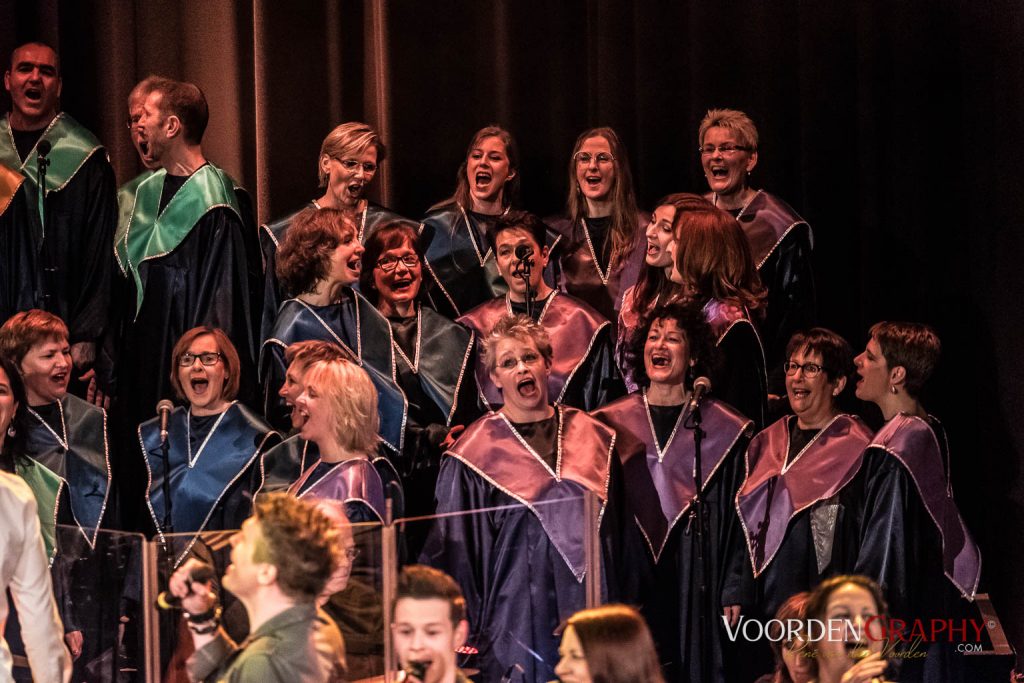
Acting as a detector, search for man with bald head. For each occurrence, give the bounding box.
[0,42,117,401]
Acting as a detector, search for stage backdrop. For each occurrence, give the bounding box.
[3,0,1023,658]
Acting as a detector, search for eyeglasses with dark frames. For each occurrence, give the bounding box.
[783,361,827,378]
[376,254,420,272]
[179,352,224,367]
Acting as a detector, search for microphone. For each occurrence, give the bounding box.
[155,563,215,611]
[37,139,51,158]
[156,399,174,445]
[513,244,533,261]
[687,376,712,413]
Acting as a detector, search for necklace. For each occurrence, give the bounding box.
[27,399,69,451]
[581,217,610,285]
[186,406,229,468]
[391,306,421,373]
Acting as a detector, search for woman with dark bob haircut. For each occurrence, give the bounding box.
[668,204,768,428]
[554,604,665,683]
[851,322,982,683]
[805,575,892,683]
[593,302,753,682]
[140,326,279,564]
[736,329,873,628]
[359,222,477,551]
[260,207,408,453]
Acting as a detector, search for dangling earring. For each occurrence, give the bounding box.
[890,385,898,395]
[6,425,15,438]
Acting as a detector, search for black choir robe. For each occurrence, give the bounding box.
[140,402,279,565]
[704,299,769,430]
[711,190,815,392]
[259,201,416,342]
[0,114,116,365]
[735,414,873,620]
[593,393,752,683]
[853,414,982,683]
[422,406,624,683]
[114,165,260,464]
[386,305,478,544]
[548,212,648,326]
[457,291,621,412]
[259,288,409,453]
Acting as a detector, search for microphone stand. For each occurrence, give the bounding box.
[36,149,54,311]
[684,398,711,683]
[517,254,535,319]
[159,432,175,574]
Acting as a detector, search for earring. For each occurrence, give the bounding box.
[832,389,840,396]
[890,385,898,395]
[6,425,15,438]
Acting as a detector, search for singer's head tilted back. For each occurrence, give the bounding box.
[4,41,61,131]
[391,565,469,683]
[484,314,554,423]
[626,302,717,407]
[489,210,553,303]
[0,309,72,407]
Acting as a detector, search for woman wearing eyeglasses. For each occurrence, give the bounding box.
[359,222,477,551]
[550,127,648,326]
[261,206,408,454]
[140,326,279,564]
[421,125,548,318]
[259,122,417,342]
[698,109,816,395]
[735,329,872,636]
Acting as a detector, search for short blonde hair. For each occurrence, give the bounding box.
[318,122,386,187]
[698,108,759,151]
[302,359,379,453]
[482,314,553,375]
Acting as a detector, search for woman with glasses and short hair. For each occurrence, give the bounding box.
[259,121,417,341]
[550,127,649,327]
[140,326,279,563]
[697,109,816,395]
[359,222,478,552]
[735,329,873,640]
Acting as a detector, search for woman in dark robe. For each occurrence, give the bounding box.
[698,109,816,394]
[616,192,711,391]
[260,206,408,453]
[593,303,752,682]
[550,127,649,326]
[668,204,769,429]
[423,314,624,683]
[735,328,873,679]
[420,125,524,318]
[359,222,477,550]
[140,326,279,565]
[0,310,113,674]
[852,322,982,683]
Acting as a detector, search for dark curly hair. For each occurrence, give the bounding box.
[251,493,342,601]
[626,302,717,390]
[276,207,358,297]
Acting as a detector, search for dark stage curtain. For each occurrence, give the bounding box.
[2,0,1023,662]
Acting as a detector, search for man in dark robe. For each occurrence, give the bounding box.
[458,210,622,413]
[1,42,117,396]
[422,314,624,682]
[113,77,260,519]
